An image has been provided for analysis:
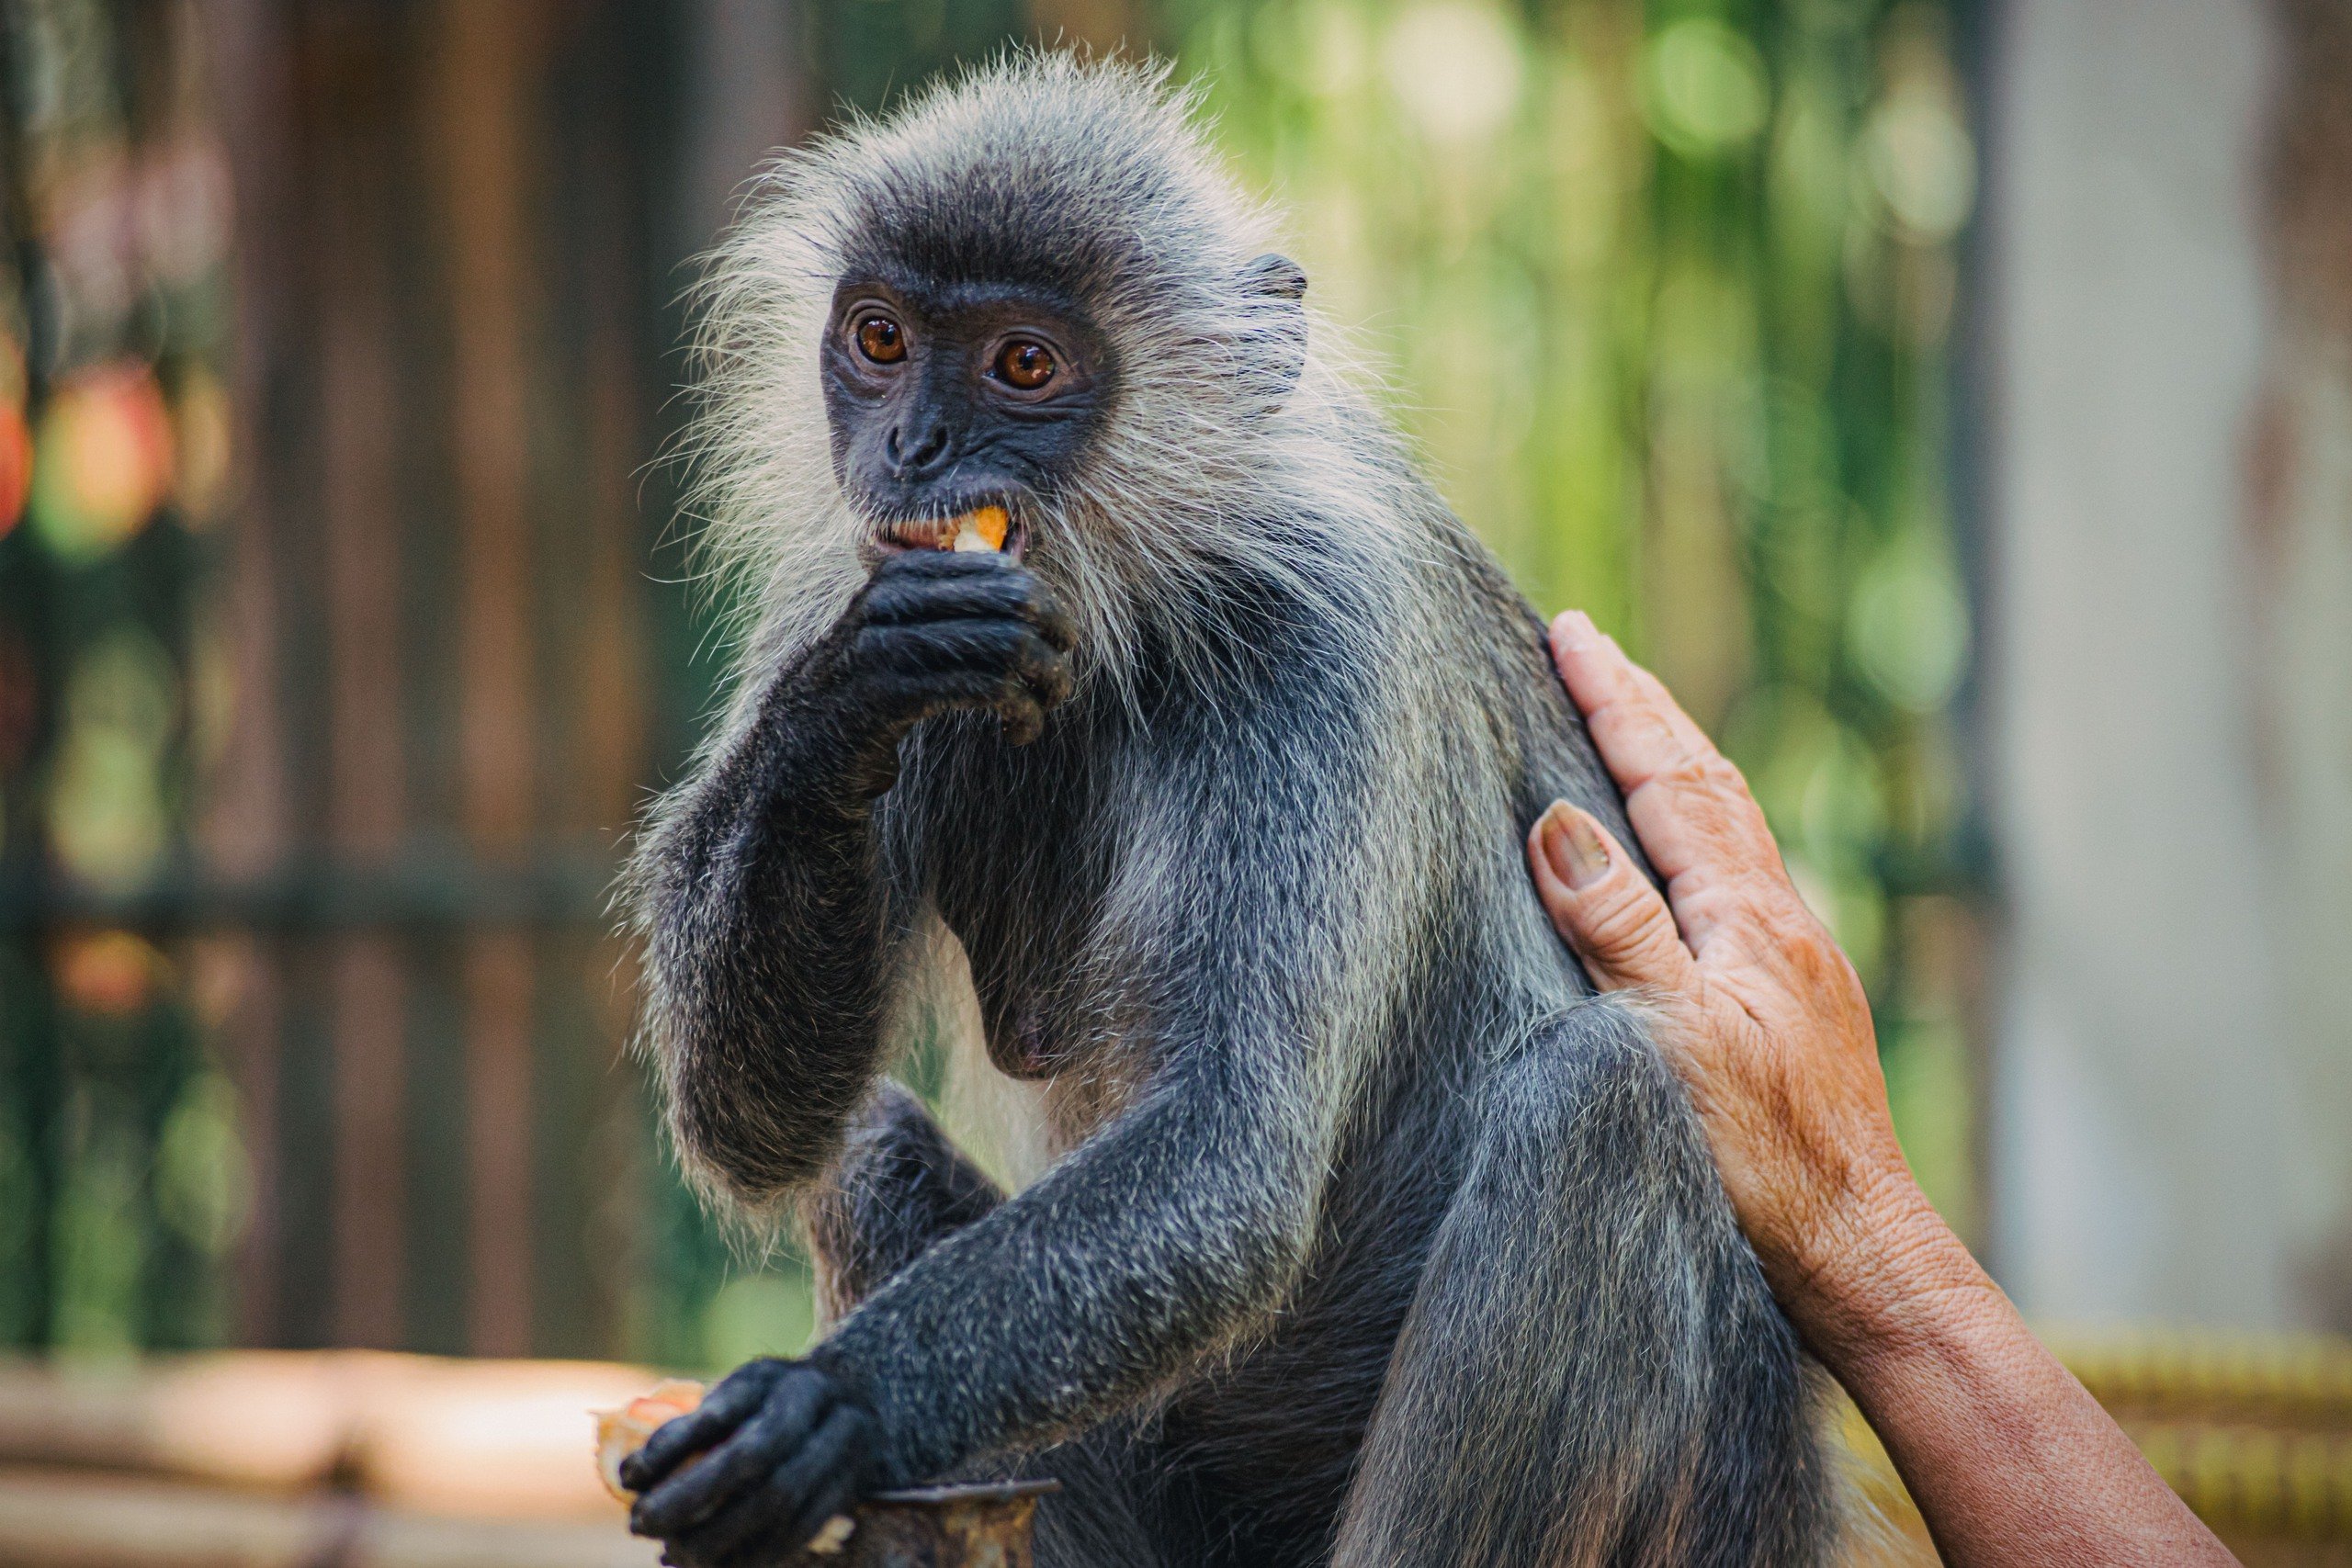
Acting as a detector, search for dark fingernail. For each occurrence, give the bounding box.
[1543,805,1610,889]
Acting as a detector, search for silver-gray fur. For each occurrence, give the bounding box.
[626,51,1837,1568]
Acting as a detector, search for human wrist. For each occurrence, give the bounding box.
[1776,1163,1995,1381]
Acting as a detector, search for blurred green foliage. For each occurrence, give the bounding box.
[0,0,239,1356]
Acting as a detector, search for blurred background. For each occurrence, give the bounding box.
[0,0,2344,1560]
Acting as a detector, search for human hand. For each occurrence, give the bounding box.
[1526,612,2239,1566]
[1524,610,1943,1349]
[624,1356,886,1565]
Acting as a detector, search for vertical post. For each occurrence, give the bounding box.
[189,0,298,1348]
[315,15,410,1351]
[432,0,540,1359]
[2250,0,2352,1325]
[574,69,650,1359]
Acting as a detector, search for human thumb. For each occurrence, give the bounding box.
[1527,802,1695,994]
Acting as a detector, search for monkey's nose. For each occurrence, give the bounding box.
[885,420,953,479]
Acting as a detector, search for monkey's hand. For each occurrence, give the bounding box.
[820,550,1075,787]
[622,1357,888,1565]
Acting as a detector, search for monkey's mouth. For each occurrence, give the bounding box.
[875,502,1026,560]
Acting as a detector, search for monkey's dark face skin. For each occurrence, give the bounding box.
[821,273,1114,559]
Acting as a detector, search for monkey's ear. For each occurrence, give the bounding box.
[1233,252,1308,412]
[1244,252,1308,301]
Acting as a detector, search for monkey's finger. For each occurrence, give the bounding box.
[854,618,1046,679]
[620,1367,775,1493]
[868,547,1018,582]
[697,1406,877,1566]
[855,621,1068,714]
[863,565,1058,631]
[631,1375,834,1539]
[768,1472,869,1565]
[1529,802,1697,996]
[865,563,1075,653]
[1024,585,1078,653]
[763,1408,879,1563]
[1001,636,1075,741]
[996,689,1047,746]
[1012,635,1075,709]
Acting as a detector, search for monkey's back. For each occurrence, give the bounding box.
[1112,507,1832,1564]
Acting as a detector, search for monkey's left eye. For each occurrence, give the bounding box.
[856,315,906,364]
[997,339,1056,390]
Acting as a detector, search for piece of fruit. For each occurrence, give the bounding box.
[952,503,1010,553]
[593,1379,705,1502]
[591,1378,858,1555]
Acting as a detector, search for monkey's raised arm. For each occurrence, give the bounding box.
[628,551,1075,1199]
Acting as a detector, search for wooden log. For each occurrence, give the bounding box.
[805,1482,1057,1568]
[0,1352,649,1517]
[428,0,543,1365]
[0,1466,657,1568]
[0,1354,343,1489]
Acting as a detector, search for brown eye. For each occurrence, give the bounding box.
[998,339,1056,390]
[856,315,905,364]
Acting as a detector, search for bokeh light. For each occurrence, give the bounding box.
[29,360,176,564]
[51,927,166,1018]
[170,365,232,525]
[44,625,178,889]
[1642,18,1770,158]
[1382,0,1523,148]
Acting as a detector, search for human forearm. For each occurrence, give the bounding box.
[1796,1184,2233,1568]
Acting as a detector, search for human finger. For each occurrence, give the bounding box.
[1548,612,1796,928]
[1528,802,1698,996]
[1547,612,1717,797]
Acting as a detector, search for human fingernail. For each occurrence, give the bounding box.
[1533,804,1609,888]
[1542,804,1611,889]
[1554,609,1596,649]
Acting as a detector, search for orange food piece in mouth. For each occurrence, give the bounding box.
[951,503,1010,553]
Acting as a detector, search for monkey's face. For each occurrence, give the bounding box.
[821,275,1113,564]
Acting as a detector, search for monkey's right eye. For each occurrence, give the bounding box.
[855,315,907,364]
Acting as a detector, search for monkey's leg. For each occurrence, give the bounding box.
[1329,1000,1835,1568]
[805,1081,1004,1323]
[805,1083,1165,1568]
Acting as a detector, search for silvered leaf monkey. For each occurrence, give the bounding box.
[623,53,1834,1568]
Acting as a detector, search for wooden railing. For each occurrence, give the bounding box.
[1,1335,2346,1566]
[0,1352,1052,1567]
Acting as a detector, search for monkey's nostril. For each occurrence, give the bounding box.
[908,423,950,469]
[884,421,951,478]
